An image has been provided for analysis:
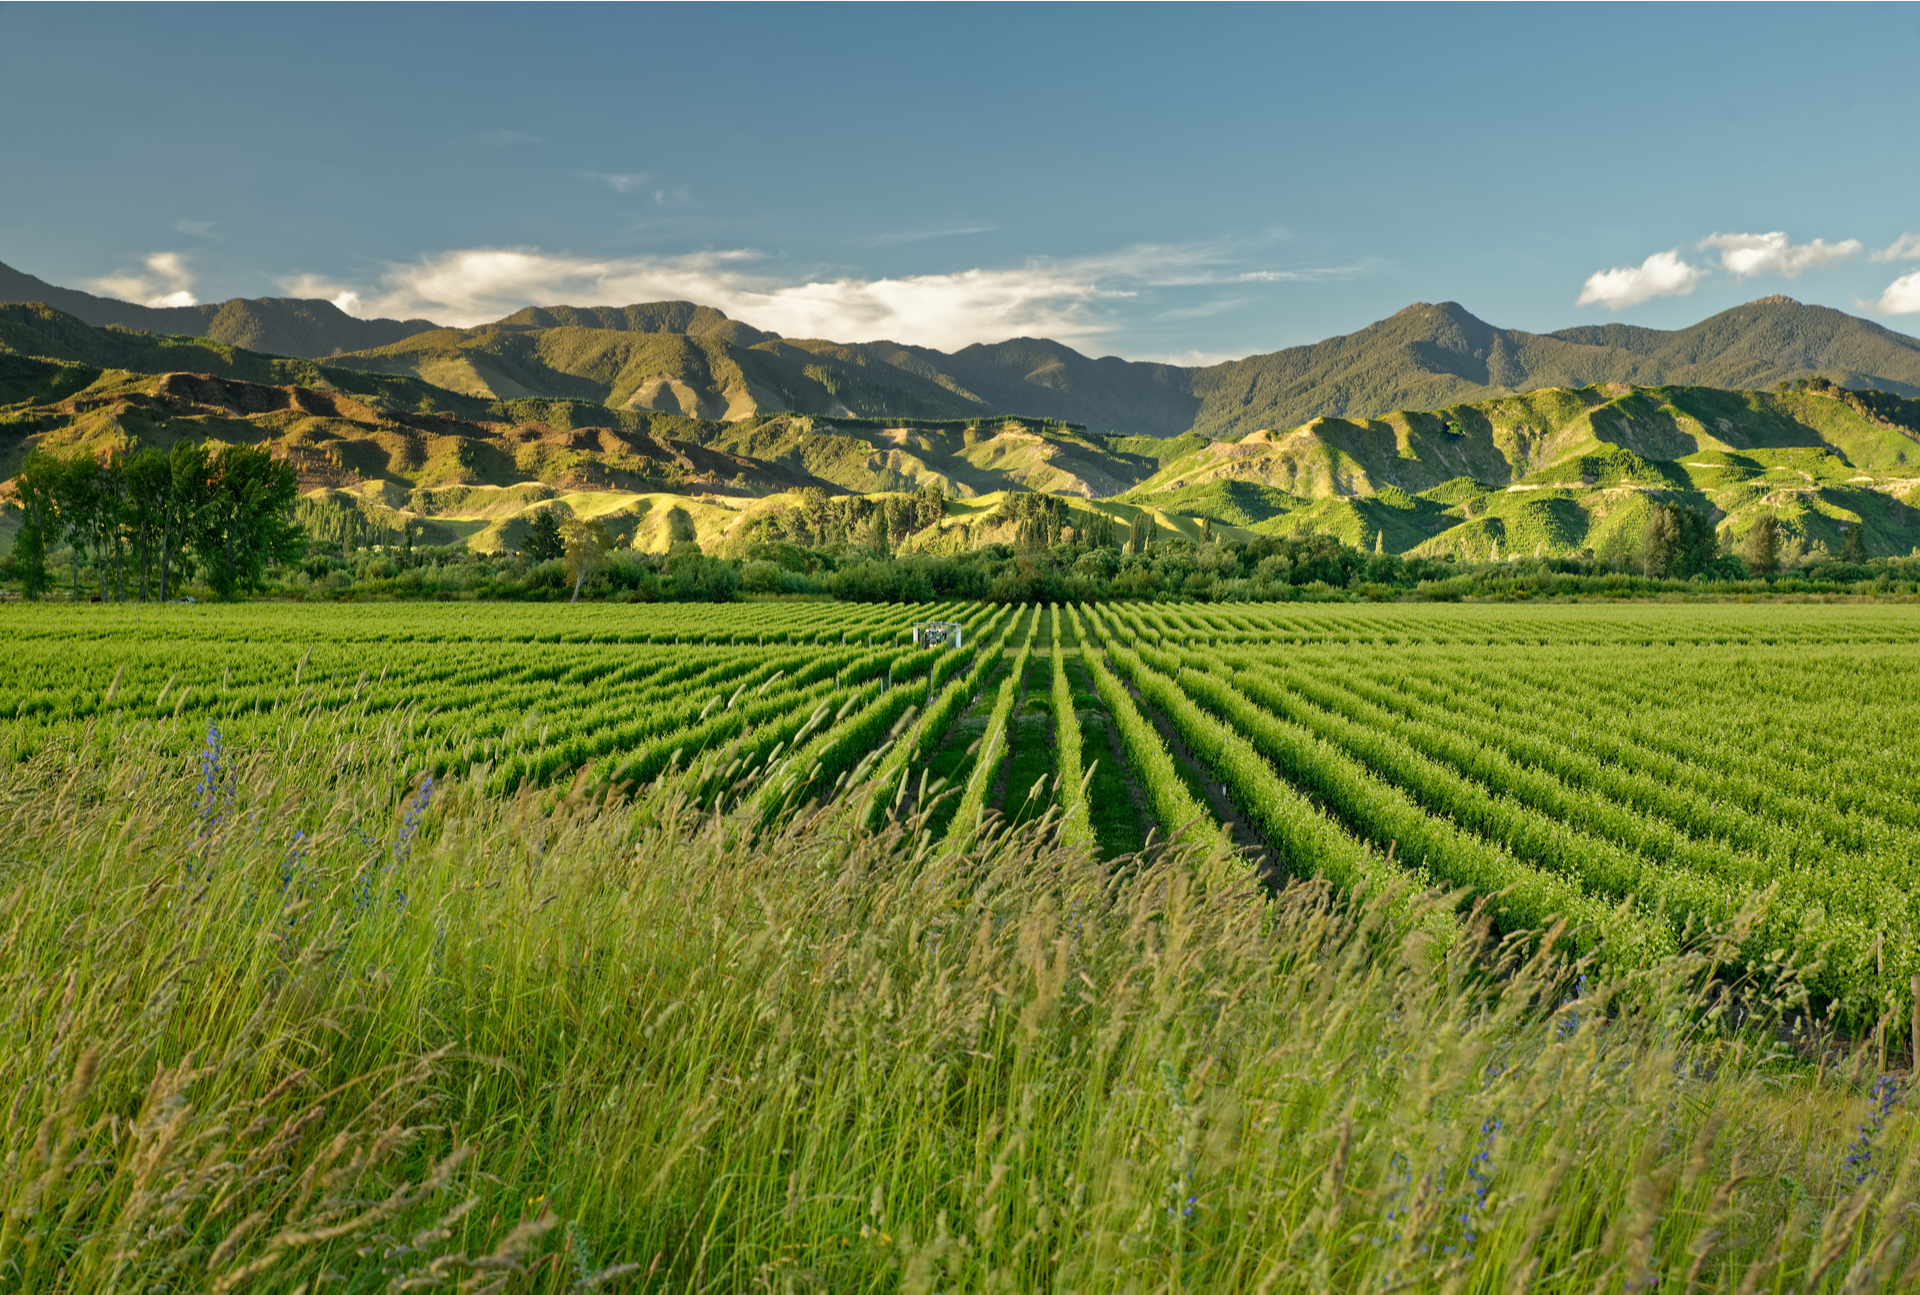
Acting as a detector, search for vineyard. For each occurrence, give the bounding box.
[6,600,1918,1019]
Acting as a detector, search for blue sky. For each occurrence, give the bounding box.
[2,3,1917,362]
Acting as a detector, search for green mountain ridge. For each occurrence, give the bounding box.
[0,260,440,358]
[1124,380,1920,561]
[11,255,1920,438]
[317,295,1920,440]
[9,296,1920,567]
[1183,298,1920,439]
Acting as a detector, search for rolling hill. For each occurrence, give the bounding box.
[0,260,440,358]
[320,295,1920,439]
[1125,380,1920,561]
[11,254,1920,436]
[1184,298,1920,439]
[9,282,1920,567]
[9,303,1920,564]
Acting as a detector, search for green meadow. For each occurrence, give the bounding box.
[5,600,1920,1291]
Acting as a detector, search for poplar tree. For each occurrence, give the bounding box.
[1742,514,1780,575]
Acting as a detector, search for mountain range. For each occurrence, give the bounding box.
[0,260,441,358]
[7,297,1920,565]
[8,256,1920,438]
[8,256,1920,566]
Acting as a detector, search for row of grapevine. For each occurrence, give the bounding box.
[1086,620,1673,964]
[1049,606,1095,852]
[1069,605,1216,850]
[607,646,931,796]
[480,645,863,786]
[1300,648,1920,885]
[1078,614,1434,913]
[860,604,1019,830]
[472,650,816,781]
[1126,600,1920,649]
[1386,649,1920,849]
[946,606,1042,843]
[1181,648,1751,948]
[1256,655,1894,998]
[1277,656,1783,889]
[751,627,994,819]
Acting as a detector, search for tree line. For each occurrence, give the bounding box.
[8,443,300,601]
[745,486,949,553]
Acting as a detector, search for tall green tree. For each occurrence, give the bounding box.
[1641,502,1717,578]
[92,454,128,601]
[1741,514,1780,576]
[1673,505,1718,577]
[159,440,211,601]
[7,450,63,599]
[1128,510,1151,555]
[122,448,170,601]
[195,445,300,600]
[520,509,564,561]
[1640,503,1679,577]
[1841,523,1867,563]
[51,454,102,600]
[561,517,611,603]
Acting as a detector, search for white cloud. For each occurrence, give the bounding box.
[1576,250,1706,310]
[86,251,199,308]
[1700,230,1861,278]
[576,171,650,194]
[363,248,1127,348]
[174,220,218,237]
[1873,232,1920,263]
[276,237,1379,350]
[1874,272,1920,315]
[275,274,383,319]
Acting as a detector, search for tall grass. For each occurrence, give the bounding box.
[3,703,1918,1291]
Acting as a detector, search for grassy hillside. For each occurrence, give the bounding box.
[0,259,439,357]
[492,300,775,346]
[0,324,1169,559]
[336,296,1920,442]
[1185,298,1920,440]
[329,325,998,423]
[0,303,499,418]
[886,336,1202,438]
[13,250,1920,440]
[12,302,1920,566]
[1129,380,1920,559]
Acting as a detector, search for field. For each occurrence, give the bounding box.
[6,599,1920,1289]
[8,599,1918,1016]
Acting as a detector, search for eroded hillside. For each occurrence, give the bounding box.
[1128,381,1920,558]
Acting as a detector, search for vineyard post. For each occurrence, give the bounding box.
[1876,930,1886,1073]
[1911,973,1919,1070]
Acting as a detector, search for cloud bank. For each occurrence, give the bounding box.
[1576,250,1706,310]
[285,241,1367,351]
[87,252,199,308]
[1875,273,1920,315]
[1578,230,1867,311]
[1874,232,1920,263]
[1701,231,1861,278]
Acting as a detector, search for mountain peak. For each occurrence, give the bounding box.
[0,258,440,357]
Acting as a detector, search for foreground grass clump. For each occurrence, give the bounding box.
[3,711,1919,1291]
